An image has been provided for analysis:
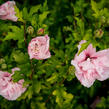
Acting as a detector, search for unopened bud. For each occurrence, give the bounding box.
[37,28,44,35]
[1,64,7,69]
[0,58,5,64]
[95,29,104,38]
[27,26,34,35]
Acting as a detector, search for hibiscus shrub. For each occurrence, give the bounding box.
[0,0,109,109]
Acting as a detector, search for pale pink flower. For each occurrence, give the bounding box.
[71,40,109,88]
[28,35,51,60]
[0,1,17,21]
[0,68,26,100]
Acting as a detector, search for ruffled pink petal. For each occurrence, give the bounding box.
[85,44,96,57]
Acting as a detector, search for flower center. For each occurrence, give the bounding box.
[31,42,39,54]
[34,43,39,52]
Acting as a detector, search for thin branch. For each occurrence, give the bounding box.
[23,22,34,80]
[45,93,53,103]
[30,59,34,80]
[23,22,27,47]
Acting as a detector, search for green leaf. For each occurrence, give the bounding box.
[31,97,46,109]
[12,50,29,64]
[47,73,58,84]
[4,26,24,47]
[26,86,33,99]
[40,0,48,12]
[33,81,41,93]
[22,7,29,20]
[78,41,90,55]
[4,26,24,41]
[29,5,41,16]
[91,0,99,18]
[66,16,73,23]
[67,66,75,81]
[84,29,92,40]
[12,70,24,82]
[36,102,46,109]
[14,6,24,22]
[39,11,50,25]
[31,15,38,27]
[73,0,87,15]
[53,87,73,107]
[75,17,84,36]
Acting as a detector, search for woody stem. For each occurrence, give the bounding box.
[23,22,27,47]
[23,22,34,80]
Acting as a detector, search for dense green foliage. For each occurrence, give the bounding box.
[0,0,109,108]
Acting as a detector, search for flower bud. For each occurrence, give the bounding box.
[94,29,104,38]
[27,26,34,35]
[37,28,44,35]
[0,58,5,64]
[1,64,7,69]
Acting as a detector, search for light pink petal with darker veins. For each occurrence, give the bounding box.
[92,49,109,57]
[74,51,86,63]
[85,44,96,57]
[76,69,96,88]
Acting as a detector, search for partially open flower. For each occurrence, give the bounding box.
[0,68,26,100]
[0,1,17,21]
[28,35,51,60]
